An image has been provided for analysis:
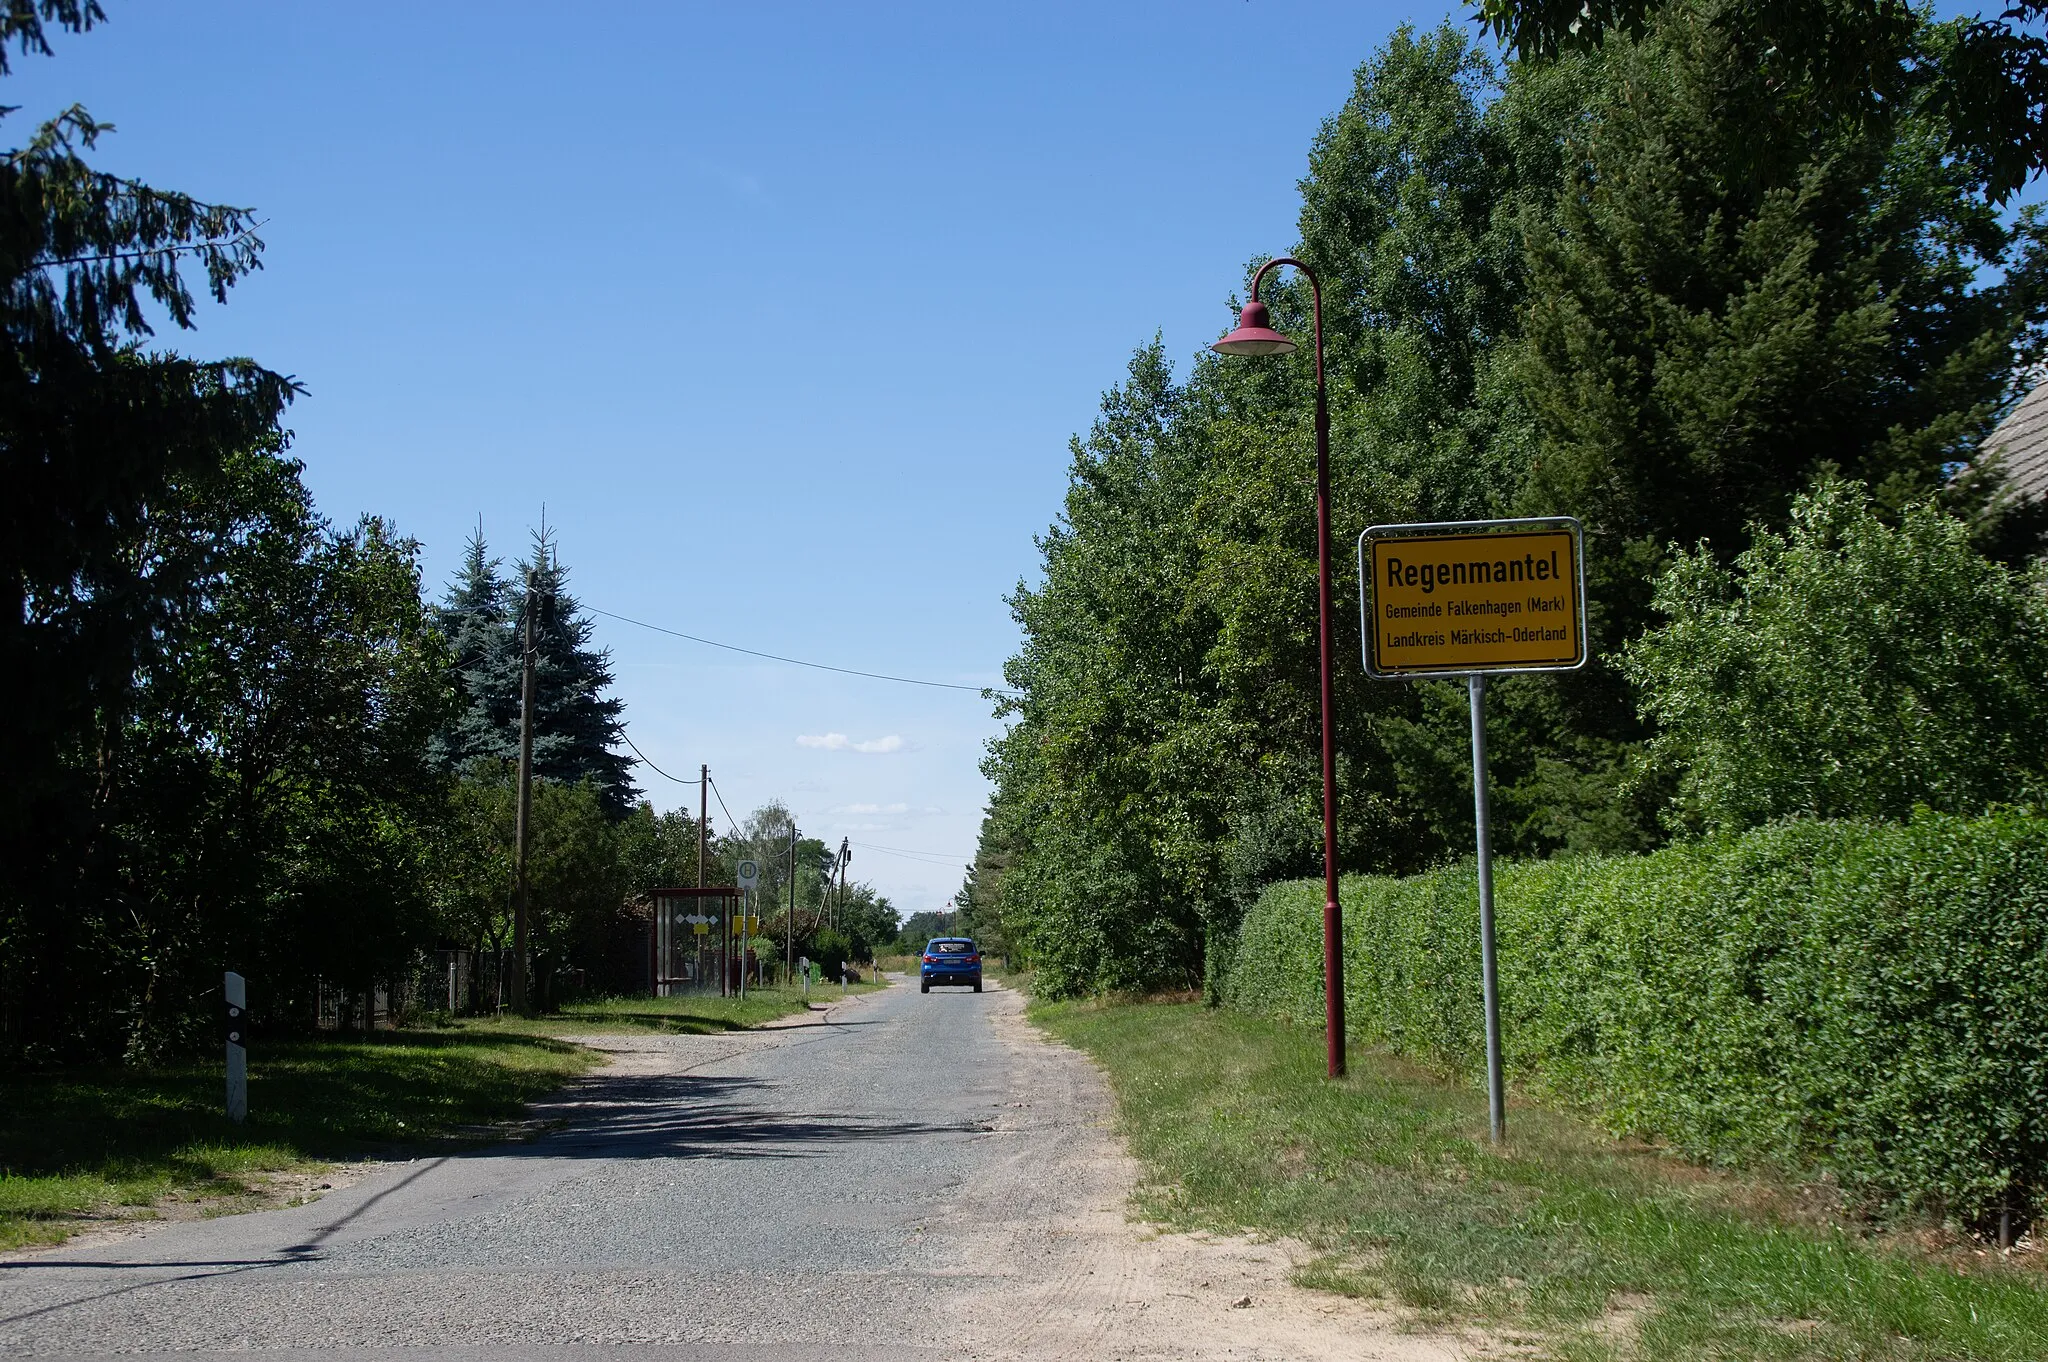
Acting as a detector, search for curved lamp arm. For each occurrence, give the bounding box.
[1211,254,1343,1079]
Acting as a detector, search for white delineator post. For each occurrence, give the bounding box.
[224,971,248,1124]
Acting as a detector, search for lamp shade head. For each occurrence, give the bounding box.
[1212,300,1297,357]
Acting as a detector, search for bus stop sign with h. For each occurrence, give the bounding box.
[1359,516,1587,1143]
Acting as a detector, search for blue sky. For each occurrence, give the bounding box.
[8,0,1426,910]
[17,2,2018,911]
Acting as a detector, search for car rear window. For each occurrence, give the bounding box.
[930,941,976,954]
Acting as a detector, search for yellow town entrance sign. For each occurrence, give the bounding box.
[1359,518,1587,678]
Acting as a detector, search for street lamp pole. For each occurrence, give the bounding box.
[1213,257,1344,1079]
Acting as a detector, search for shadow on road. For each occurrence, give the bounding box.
[525,1073,982,1160]
[0,1071,981,1325]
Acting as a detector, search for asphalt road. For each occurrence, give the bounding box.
[0,977,1088,1362]
[2,978,1456,1362]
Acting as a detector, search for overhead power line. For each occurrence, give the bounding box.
[616,743,964,876]
[849,838,972,867]
[706,774,741,838]
[655,768,966,870]
[588,605,1016,696]
[620,730,699,785]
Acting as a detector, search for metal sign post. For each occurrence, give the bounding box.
[1467,675,1505,1143]
[1360,517,1587,1144]
[735,860,760,999]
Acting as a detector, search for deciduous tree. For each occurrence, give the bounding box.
[1623,481,2048,832]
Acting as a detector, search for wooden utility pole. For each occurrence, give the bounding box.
[700,764,723,996]
[837,837,851,929]
[786,820,798,985]
[510,572,540,1015]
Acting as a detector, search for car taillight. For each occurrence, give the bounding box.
[922,955,936,963]
[966,955,980,963]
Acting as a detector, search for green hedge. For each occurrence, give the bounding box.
[1224,812,2048,1226]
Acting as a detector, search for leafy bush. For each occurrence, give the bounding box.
[808,928,852,981]
[1622,482,2048,834]
[1227,811,2048,1227]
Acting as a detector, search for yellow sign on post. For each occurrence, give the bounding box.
[1359,519,1586,678]
[1357,516,1589,1146]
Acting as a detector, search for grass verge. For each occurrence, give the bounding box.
[1033,997,2048,1362]
[0,981,889,1252]
[0,1029,597,1253]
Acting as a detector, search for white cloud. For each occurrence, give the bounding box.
[796,732,906,754]
[834,802,910,815]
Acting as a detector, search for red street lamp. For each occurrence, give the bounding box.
[1214,257,1345,1080]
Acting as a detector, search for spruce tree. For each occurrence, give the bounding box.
[429,527,522,772]
[517,530,639,817]
[431,527,639,817]
[1,5,301,1052]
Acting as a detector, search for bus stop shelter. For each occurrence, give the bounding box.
[649,886,742,996]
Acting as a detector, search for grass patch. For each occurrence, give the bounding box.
[1034,997,2048,1361]
[0,1028,597,1252]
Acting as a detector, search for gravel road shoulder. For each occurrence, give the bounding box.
[941,986,1476,1362]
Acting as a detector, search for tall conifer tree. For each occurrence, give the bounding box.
[431,527,638,817]
[430,526,521,771]
[1,4,303,1052]
[519,529,638,816]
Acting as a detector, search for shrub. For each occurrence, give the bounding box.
[808,928,852,981]
[1621,482,2048,834]
[1226,811,2048,1227]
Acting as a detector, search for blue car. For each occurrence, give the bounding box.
[919,937,982,993]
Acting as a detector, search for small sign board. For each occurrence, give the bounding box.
[736,859,759,888]
[1358,517,1587,678]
